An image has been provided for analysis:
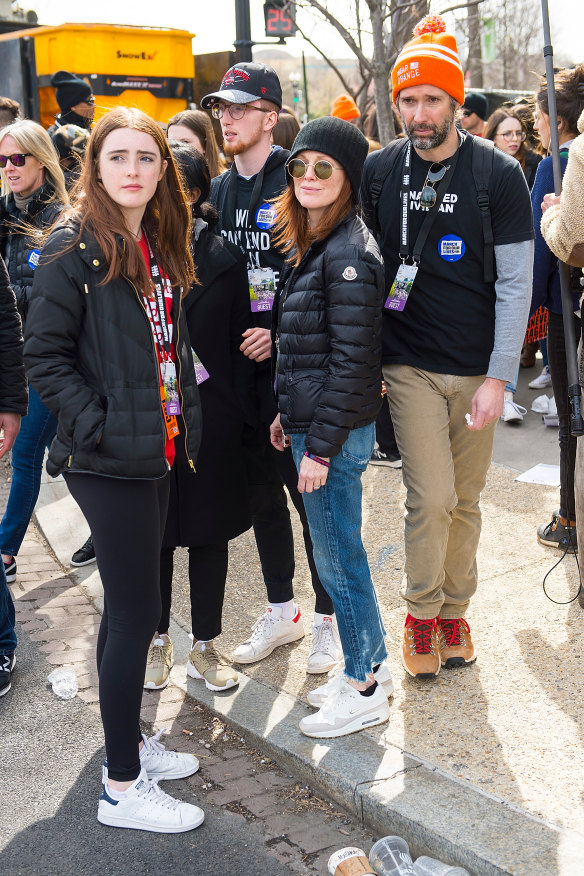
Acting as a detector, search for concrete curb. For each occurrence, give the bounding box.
[34,478,584,876]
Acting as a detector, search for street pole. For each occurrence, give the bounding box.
[540,0,584,436]
[234,0,253,62]
[302,50,309,123]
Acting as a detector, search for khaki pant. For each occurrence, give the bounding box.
[383,365,497,619]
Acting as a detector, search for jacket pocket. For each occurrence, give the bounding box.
[287,370,326,424]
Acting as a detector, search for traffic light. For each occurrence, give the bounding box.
[264,2,297,38]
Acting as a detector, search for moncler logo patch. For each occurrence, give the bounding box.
[342,266,357,280]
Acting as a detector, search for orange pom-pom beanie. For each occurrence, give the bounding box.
[330,94,361,121]
[391,14,465,105]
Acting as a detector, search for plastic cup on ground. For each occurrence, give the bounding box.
[328,847,376,875]
[413,856,470,876]
[47,668,78,699]
[369,836,416,875]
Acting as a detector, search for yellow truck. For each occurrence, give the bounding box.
[0,22,195,127]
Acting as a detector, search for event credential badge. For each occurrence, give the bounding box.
[384,264,418,312]
[248,267,276,313]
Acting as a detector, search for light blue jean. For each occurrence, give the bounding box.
[290,424,387,682]
[0,384,57,557]
[0,552,15,655]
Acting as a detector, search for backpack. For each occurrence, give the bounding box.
[367,135,495,283]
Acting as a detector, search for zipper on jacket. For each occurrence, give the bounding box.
[174,294,196,472]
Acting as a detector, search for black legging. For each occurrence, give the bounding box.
[65,471,169,783]
[158,542,228,640]
[547,310,580,522]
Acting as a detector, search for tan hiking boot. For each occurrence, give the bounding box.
[402,614,440,678]
[187,638,239,692]
[438,617,476,668]
[144,634,174,690]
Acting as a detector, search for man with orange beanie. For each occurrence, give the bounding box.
[362,15,534,680]
[330,94,360,126]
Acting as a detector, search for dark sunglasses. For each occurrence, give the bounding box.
[0,152,32,168]
[419,162,449,210]
[286,158,338,180]
[461,110,472,117]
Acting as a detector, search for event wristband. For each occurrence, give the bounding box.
[304,452,330,468]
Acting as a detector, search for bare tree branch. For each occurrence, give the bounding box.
[296,0,373,70]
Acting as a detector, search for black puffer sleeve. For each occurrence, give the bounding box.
[0,255,27,415]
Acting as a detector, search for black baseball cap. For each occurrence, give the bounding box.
[201,62,282,110]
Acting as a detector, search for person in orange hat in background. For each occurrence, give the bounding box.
[331,94,360,126]
[361,14,534,681]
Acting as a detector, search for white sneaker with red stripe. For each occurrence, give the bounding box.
[232,605,305,664]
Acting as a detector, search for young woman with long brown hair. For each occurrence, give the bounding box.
[24,108,204,832]
[269,117,392,739]
[167,108,226,177]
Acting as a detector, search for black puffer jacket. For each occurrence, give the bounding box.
[0,255,27,416]
[273,210,384,458]
[24,222,202,479]
[0,184,64,320]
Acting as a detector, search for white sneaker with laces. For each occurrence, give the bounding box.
[306,616,343,674]
[98,768,204,833]
[307,661,394,707]
[501,399,527,423]
[299,676,390,738]
[102,728,200,784]
[232,605,304,664]
[528,365,552,389]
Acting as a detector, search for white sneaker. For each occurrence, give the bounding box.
[299,676,390,738]
[528,366,552,389]
[102,728,200,785]
[306,616,343,674]
[501,399,527,423]
[307,661,394,707]
[232,605,305,664]
[98,768,204,833]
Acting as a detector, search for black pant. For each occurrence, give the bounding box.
[375,395,399,456]
[244,423,333,615]
[158,542,228,640]
[65,471,169,783]
[547,310,580,521]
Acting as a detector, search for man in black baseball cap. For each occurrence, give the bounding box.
[204,61,340,673]
[459,92,488,136]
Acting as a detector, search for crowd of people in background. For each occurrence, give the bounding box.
[0,10,582,837]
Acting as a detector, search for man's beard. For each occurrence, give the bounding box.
[403,109,455,151]
[223,127,262,157]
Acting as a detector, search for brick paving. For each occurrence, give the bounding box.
[8,521,375,874]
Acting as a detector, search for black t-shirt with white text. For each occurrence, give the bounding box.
[362,134,534,376]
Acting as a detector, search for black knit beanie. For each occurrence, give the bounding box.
[288,116,368,199]
[50,70,93,112]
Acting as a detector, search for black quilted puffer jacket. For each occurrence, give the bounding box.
[24,221,202,479]
[273,210,384,458]
[0,184,64,320]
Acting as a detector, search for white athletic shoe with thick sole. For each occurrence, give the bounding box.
[307,661,394,707]
[299,676,390,739]
[232,605,304,664]
[98,768,204,833]
[306,616,343,674]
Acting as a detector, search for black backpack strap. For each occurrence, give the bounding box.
[471,136,495,284]
[368,138,409,239]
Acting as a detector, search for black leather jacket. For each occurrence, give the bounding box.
[273,210,384,458]
[24,222,202,479]
[0,255,27,416]
[0,185,64,320]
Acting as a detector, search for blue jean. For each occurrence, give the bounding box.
[0,384,57,557]
[0,549,15,655]
[290,424,387,682]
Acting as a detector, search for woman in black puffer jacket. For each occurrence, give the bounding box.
[24,109,204,834]
[269,117,391,741]
[0,120,68,587]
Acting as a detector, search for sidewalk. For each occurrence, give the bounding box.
[26,431,584,876]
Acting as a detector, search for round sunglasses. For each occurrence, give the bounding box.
[0,153,32,168]
[286,158,339,180]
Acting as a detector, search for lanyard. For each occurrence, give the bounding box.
[399,137,462,266]
[143,233,171,358]
[227,160,267,233]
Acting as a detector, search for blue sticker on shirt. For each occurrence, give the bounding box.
[27,249,41,270]
[255,203,277,230]
[438,235,465,262]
